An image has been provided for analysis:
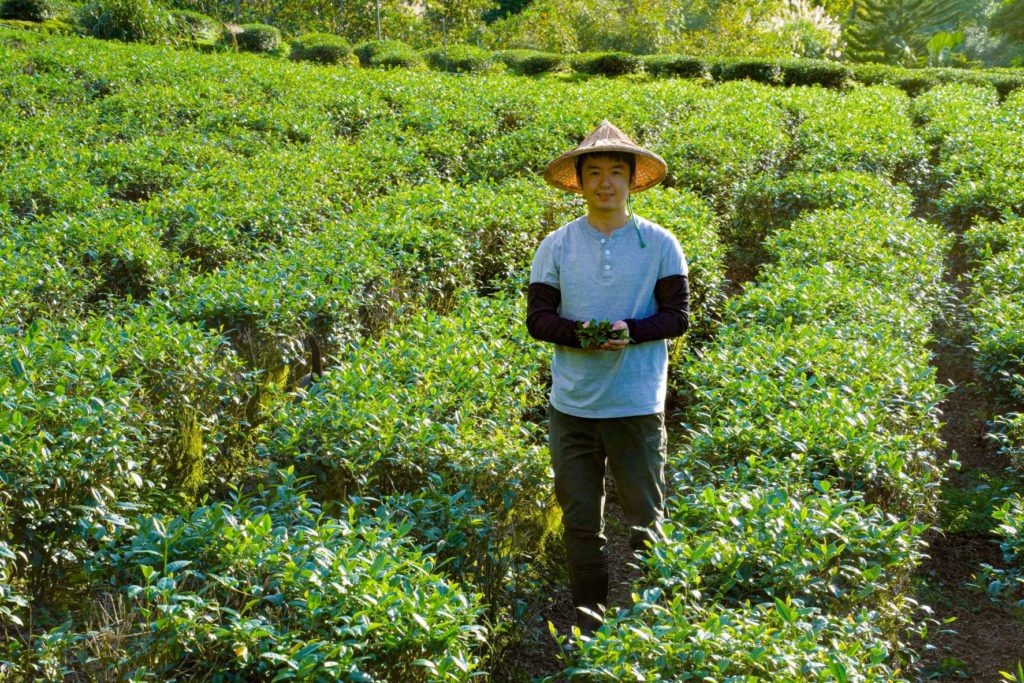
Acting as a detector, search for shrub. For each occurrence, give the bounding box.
[77,0,173,43]
[848,63,938,96]
[710,57,784,85]
[289,31,352,64]
[235,22,280,53]
[570,51,642,76]
[788,85,928,187]
[730,171,914,267]
[642,54,710,79]
[778,58,852,88]
[168,8,219,42]
[985,70,1024,98]
[656,80,790,205]
[353,38,421,68]
[76,472,488,681]
[0,0,57,22]
[423,43,492,73]
[0,311,243,602]
[493,48,566,75]
[976,493,1024,604]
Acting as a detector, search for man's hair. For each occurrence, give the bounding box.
[575,151,636,187]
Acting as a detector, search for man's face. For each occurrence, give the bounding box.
[579,155,631,213]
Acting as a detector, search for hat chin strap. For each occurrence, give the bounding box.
[628,193,646,248]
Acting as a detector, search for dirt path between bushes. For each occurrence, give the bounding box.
[913,244,1024,681]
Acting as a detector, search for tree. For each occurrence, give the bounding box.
[845,0,963,64]
[421,0,497,44]
[990,0,1024,42]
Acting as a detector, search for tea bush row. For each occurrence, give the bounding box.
[729,171,914,269]
[257,295,556,603]
[959,217,1024,479]
[565,202,948,678]
[785,86,928,189]
[0,30,833,216]
[913,84,1024,226]
[962,216,1024,409]
[11,470,488,682]
[977,493,1024,607]
[0,310,250,610]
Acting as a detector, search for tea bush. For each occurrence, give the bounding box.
[562,590,911,680]
[650,480,924,611]
[709,57,783,85]
[353,38,410,66]
[77,0,173,43]
[657,80,790,206]
[0,311,243,603]
[777,58,853,88]
[72,471,488,681]
[916,86,1024,226]
[570,51,642,76]
[0,0,57,21]
[235,23,280,53]
[787,85,928,187]
[0,212,181,326]
[289,31,352,65]
[641,54,709,79]
[257,294,559,617]
[962,218,1024,409]
[168,9,219,42]
[493,48,566,75]
[423,44,492,73]
[730,171,914,269]
[354,38,422,68]
[977,494,1024,605]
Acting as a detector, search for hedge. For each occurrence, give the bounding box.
[289,31,352,65]
[0,0,57,21]
[493,48,566,75]
[235,22,280,53]
[570,51,642,76]
[169,8,219,42]
[423,43,492,73]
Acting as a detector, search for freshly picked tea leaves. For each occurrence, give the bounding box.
[576,319,632,349]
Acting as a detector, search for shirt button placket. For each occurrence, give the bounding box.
[602,237,612,275]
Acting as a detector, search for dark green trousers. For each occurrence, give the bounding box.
[548,404,667,570]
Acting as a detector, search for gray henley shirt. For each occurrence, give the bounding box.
[529,214,688,418]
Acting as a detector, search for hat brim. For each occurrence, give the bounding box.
[543,143,667,194]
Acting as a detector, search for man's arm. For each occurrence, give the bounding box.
[526,283,583,348]
[623,274,690,344]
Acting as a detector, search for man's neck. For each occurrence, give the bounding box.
[587,209,630,236]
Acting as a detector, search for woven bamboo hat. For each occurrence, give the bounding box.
[544,120,667,194]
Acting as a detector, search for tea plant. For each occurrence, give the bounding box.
[576,320,630,349]
[74,470,488,681]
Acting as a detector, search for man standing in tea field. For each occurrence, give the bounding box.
[526,120,690,636]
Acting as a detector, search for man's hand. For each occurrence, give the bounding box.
[581,320,629,351]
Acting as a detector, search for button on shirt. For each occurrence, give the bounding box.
[529,215,688,418]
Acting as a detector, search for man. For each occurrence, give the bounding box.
[526,120,690,636]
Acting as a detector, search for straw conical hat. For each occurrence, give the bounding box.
[544,120,667,194]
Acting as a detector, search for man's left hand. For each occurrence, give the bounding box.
[598,320,629,351]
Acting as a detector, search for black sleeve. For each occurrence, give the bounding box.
[526,283,582,348]
[624,274,690,344]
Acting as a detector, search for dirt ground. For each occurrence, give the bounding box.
[913,256,1024,682]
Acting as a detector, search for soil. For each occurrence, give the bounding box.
[913,245,1024,681]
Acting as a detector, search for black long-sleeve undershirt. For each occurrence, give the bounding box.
[526,275,690,347]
